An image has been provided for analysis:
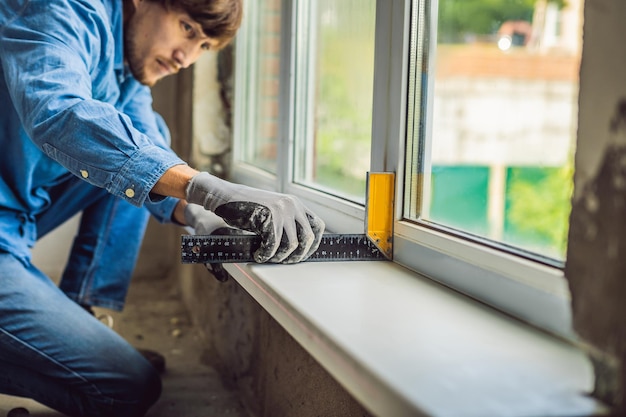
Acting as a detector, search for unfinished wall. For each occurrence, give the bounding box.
[565,0,626,411]
[179,265,372,417]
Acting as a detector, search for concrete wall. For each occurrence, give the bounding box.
[433,77,576,166]
[565,0,626,411]
[178,264,372,417]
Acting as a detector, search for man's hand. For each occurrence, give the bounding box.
[185,172,325,263]
[184,203,251,282]
[184,202,235,236]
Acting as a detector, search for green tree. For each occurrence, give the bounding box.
[505,163,573,259]
[438,0,566,42]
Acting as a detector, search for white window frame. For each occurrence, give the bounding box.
[231,0,574,339]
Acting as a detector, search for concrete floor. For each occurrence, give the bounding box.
[0,275,251,417]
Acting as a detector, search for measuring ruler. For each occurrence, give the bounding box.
[181,233,388,264]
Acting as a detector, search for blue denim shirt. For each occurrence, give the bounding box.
[0,0,185,259]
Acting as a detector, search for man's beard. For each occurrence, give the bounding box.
[123,23,153,86]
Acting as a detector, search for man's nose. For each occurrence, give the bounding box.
[173,43,204,69]
[172,49,191,69]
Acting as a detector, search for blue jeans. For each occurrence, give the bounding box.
[38,175,151,311]
[0,176,161,416]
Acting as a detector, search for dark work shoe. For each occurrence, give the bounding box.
[138,348,166,374]
[7,408,30,417]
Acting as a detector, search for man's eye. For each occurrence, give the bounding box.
[182,22,193,34]
[201,43,211,51]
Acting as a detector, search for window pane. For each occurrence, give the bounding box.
[239,0,282,174]
[408,0,583,262]
[293,1,376,202]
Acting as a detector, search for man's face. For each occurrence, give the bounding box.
[124,0,219,86]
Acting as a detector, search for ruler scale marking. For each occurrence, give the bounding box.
[181,233,387,264]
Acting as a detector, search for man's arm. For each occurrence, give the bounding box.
[152,165,199,200]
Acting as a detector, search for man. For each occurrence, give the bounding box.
[0,0,325,416]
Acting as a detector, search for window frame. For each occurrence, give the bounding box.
[230,0,574,339]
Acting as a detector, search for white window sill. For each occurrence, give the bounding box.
[224,260,607,417]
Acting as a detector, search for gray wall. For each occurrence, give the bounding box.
[565,0,626,410]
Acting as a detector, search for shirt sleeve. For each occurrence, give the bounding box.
[117,72,182,223]
[0,0,186,208]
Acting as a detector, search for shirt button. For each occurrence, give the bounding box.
[80,170,89,179]
[125,188,135,198]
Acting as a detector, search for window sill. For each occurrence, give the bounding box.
[224,260,607,417]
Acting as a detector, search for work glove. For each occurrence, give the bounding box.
[185,172,325,264]
[184,203,250,282]
[184,202,240,237]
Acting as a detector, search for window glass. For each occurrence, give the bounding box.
[293,1,376,203]
[239,0,282,174]
[407,0,583,262]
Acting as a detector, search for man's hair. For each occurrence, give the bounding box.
[153,0,243,49]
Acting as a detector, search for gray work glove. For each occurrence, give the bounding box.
[184,202,236,236]
[185,172,325,263]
